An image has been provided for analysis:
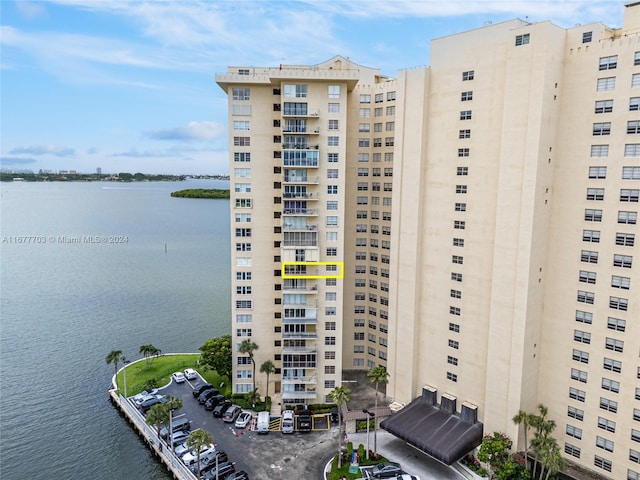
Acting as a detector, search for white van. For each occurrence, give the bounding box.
[256,411,270,434]
[281,410,294,434]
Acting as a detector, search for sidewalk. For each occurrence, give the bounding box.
[346,430,464,480]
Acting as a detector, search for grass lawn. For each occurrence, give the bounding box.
[116,354,230,396]
[327,451,389,480]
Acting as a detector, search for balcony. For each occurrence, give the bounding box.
[282,127,320,135]
[282,192,318,200]
[283,282,318,293]
[283,299,317,308]
[283,176,319,184]
[283,223,318,231]
[283,316,317,324]
[282,375,317,384]
[282,345,317,354]
[282,108,320,117]
[282,389,318,400]
[282,143,319,150]
[282,208,318,215]
[282,332,318,340]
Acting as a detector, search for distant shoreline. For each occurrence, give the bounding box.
[170,188,230,199]
[0,173,230,182]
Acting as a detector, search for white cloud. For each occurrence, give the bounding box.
[9,145,76,157]
[144,121,225,142]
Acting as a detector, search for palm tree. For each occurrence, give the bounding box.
[239,340,258,390]
[328,386,351,468]
[139,344,160,369]
[260,360,275,402]
[529,404,556,479]
[186,429,213,479]
[367,365,389,455]
[166,395,183,413]
[146,403,170,440]
[105,350,123,389]
[542,441,565,480]
[246,388,260,408]
[512,409,534,468]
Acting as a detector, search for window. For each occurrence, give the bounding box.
[233,120,250,131]
[235,213,251,223]
[385,137,394,147]
[328,103,340,113]
[611,275,630,290]
[235,198,252,208]
[235,183,251,193]
[387,91,396,101]
[328,136,339,146]
[600,397,618,413]
[613,254,632,268]
[236,272,252,281]
[456,185,468,194]
[235,300,253,309]
[597,77,616,91]
[595,100,613,114]
[584,209,602,222]
[447,372,458,382]
[451,289,462,299]
[571,368,588,383]
[235,227,251,237]
[618,211,638,224]
[385,122,395,131]
[593,122,611,136]
[234,152,251,162]
[326,216,338,226]
[448,356,458,366]
[328,85,340,98]
[451,272,462,282]
[461,91,473,101]
[328,119,339,131]
[232,87,250,100]
[462,70,474,81]
[609,296,628,310]
[568,406,584,421]
[458,148,470,157]
[581,250,598,263]
[589,166,607,179]
[569,387,586,402]
[623,166,640,178]
[235,243,251,252]
[634,430,640,443]
[450,306,461,316]
[599,55,618,70]
[596,436,614,452]
[601,377,620,393]
[359,108,371,118]
[373,138,382,147]
[572,349,589,364]
[579,270,597,284]
[457,167,469,176]
[598,417,616,433]
[449,323,460,333]
[448,339,459,349]
[459,129,471,139]
[583,31,593,43]
[574,329,591,343]
[565,443,581,458]
[583,229,600,243]
[621,189,640,202]
[607,316,626,331]
[605,337,624,353]
[460,110,472,120]
[577,290,594,304]
[454,220,466,229]
[453,238,464,247]
[327,185,338,195]
[626,145,640,158]
[594,455,612,472]
[455,203,467,212]
[634,74,640,88]
[374,107,383,116]
[616,233,635,246]
[566,424,583,439]
[631,450,640,465]
[515,33,530,46]
[360,94,371,104]
[326,247,337,257]
[575,310,593,324]
[586,188,605,200]
[603,357,622,373]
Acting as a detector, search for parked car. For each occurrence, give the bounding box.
[202,461,235,479]
[227,471,250,480]
[235,411,252,429]
[298,409,312,432]
[181,443,216,467]
[369,461,403,478]
[192,383,214,397]
[204,394,226,411]
[169,430,191,448]
[330,406,339,423]
[159,416,191,438]
[133,394,156,407]
[171,371,186,383]
[174,442,190,457]
[140,395,168,413]
[198,388,220,404]
[394,475,420,480]
[281,410,295,434]
[183,368,198,380]
[256,411,270,434]
[194,452,230,474]
[223,405,242,423]
[212,400,232,417]
[131,389,158,403]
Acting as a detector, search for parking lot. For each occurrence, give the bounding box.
[156,378,339,479]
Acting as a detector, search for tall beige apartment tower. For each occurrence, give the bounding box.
[217,3,639,478]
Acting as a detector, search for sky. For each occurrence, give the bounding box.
[0,0,627,175]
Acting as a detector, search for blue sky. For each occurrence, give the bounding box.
[0,0,625,175]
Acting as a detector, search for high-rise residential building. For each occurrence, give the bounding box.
[217,4,639,478]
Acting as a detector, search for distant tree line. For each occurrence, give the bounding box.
[170,188,230,199]
[0,172,186,182]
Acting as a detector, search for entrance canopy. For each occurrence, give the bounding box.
[380,387,483,465]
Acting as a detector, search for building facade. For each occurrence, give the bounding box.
[217,4,639,478]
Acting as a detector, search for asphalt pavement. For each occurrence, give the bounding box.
[156,377,464,480]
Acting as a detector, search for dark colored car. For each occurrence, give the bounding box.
[140,395,168,413]
[204,394,226,411]
[192,383,214,398]
[198,388,220,404]
[212,399,232,417]
[298,409,312,432]
[330,406,339,423]
[202,461,235,479]
[192,450,229,474]
[369,461,403,478]
[227,471,249,480]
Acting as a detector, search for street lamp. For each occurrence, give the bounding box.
[362,409,375,460]
[122,357,129,398]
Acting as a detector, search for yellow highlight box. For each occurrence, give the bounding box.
[282,261,344,279]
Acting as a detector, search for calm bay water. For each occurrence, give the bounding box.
[0,180,231,480]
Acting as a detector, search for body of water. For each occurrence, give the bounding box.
[0,179,231,479]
